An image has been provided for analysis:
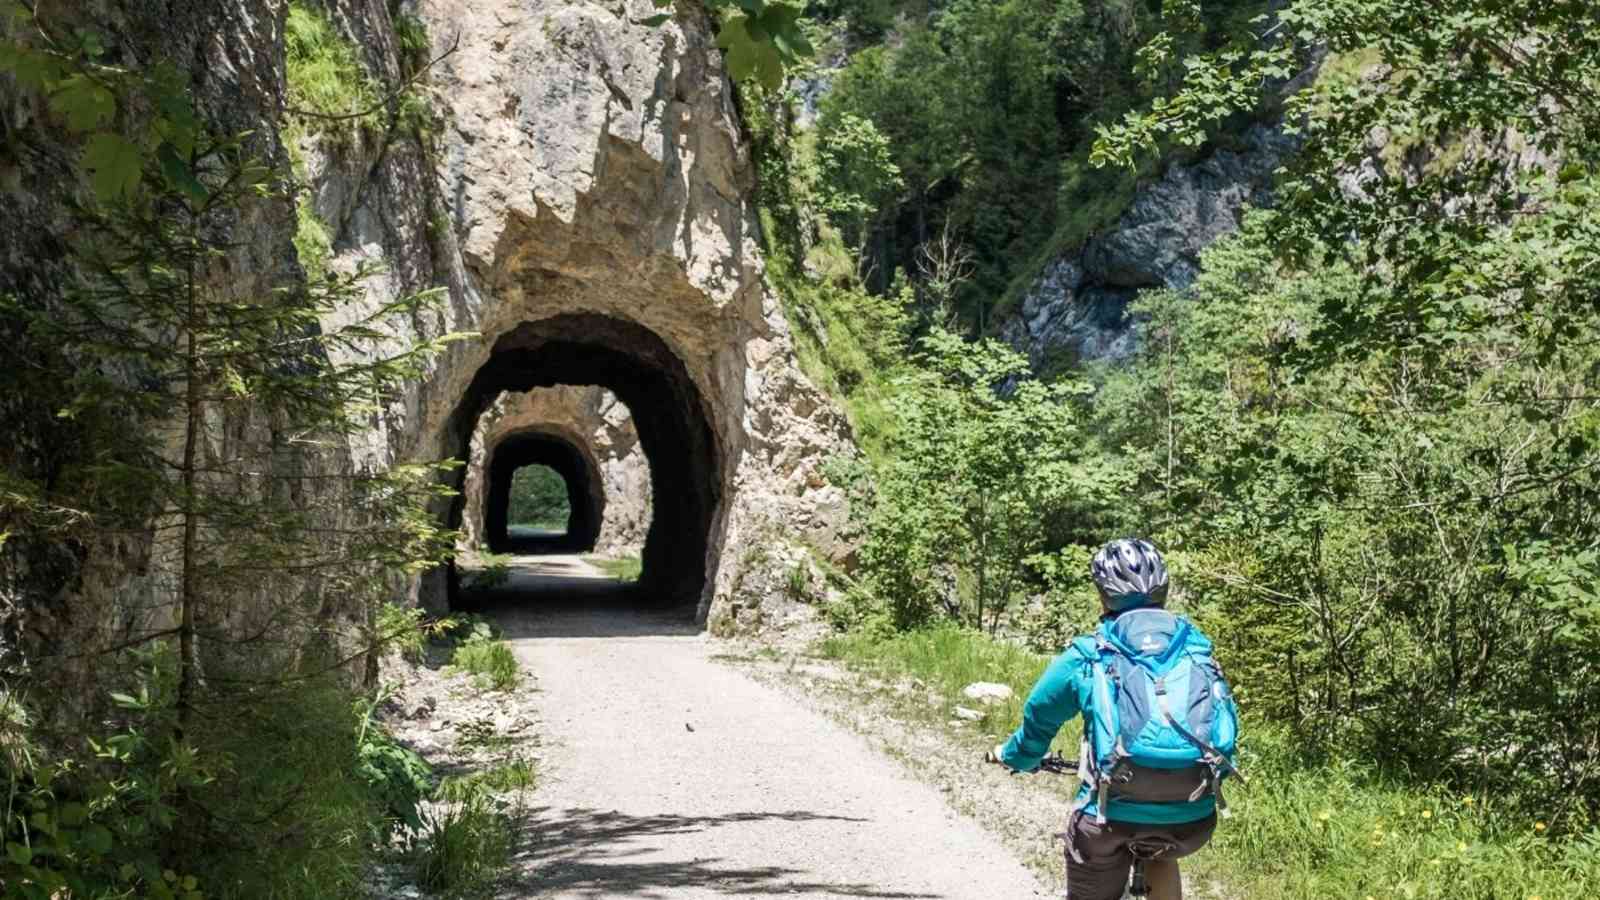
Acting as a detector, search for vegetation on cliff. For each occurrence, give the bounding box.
[753,0,1600,894]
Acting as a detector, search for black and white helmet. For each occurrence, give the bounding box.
[1090,538,1169,611]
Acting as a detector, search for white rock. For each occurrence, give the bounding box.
[962,682,1015,704]
[953,706,984,721]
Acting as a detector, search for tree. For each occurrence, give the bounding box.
[859,329,1127,631]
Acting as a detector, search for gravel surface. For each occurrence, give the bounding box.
[490,558,1048,899]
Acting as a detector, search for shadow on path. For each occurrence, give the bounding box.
[457,556,700,639]
[512,807,939,898]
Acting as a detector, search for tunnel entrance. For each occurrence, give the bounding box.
[445,314,721,613]
[483,432,600,554]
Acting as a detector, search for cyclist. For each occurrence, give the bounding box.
[986,538,1224,900]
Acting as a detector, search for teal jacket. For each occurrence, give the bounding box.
[999,637,1217,825]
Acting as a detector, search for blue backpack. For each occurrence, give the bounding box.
[1074,607,1241,824]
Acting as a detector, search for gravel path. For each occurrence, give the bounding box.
[490,559,1046,900]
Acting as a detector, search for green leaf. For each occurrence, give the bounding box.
[6,841,31,865]
[82,824,113,855]
[157,142,208,205]
[49,74,116,131]
[634,13,672,26]
[83,132,142,200]
[109,691,144,709]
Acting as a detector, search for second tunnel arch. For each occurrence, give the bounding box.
[483,428,605,555]
[445,313,722,612]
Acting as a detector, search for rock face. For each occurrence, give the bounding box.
[1000,123,1299,367]
[1,0,857,670]
[458,387,652,558]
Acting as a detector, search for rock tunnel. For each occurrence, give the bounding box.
[445,314,720,611]
[482,429,604,554]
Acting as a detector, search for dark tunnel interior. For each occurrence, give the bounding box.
[443,314,721,612]
[483,431,603,554]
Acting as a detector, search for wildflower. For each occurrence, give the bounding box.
[1457,842,1467,853]
[1421,809,1433,820]
[1534,821,1547,832]
[1462,795,1475,806]
[1317,810,1332,822]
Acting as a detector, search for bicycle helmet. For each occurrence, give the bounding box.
[1090,538,1169,612]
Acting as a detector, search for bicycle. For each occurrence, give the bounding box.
[986,750,1175,900]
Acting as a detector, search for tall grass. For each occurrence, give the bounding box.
[450,638,519,692]
[820,624,1600,899]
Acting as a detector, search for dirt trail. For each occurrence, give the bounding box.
[489,559,1046,899]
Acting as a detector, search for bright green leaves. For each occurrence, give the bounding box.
[82,132,142,200]
[717,16,786,90]
[699,0,811,90]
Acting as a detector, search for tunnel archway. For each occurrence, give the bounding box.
[445,314,721,611]
[483,430,603,554]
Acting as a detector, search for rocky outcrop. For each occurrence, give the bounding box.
[1000,123,1299,367]
[2,0,858,675]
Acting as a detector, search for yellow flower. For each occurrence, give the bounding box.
[1457,841,1468,853]
[1317,810,1332,822]
[1462,795,1476,806]
[1534,821,1547,832]
[1421,809,1433,819]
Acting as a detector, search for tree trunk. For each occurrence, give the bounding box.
[177,259,201,732]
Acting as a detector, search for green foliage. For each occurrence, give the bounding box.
[1086,213,1600,825]
[375,603,429,663]
[815,113,902,253]
[853,329,1127,631]
[506,464,569,531]
[812,0,1266,326]
[411,789,512,899]
[0,6,205,204]
[586,555,643,583]
[284,2,379,131]
[820,622,1073,745]
[1191,728,1600,900]
[354,695,433,836]
[466,551,513,591]
[1,683,210,900]
[449,638,520,693]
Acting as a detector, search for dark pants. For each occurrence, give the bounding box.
[1062,812,1217,900]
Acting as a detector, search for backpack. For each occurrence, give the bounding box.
[1074,606,1241,825]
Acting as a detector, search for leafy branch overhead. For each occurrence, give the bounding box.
[640,0,812,90]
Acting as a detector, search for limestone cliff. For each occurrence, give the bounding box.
[0,0,856,670]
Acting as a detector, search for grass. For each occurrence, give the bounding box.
[450,638,519,692]
[820,623,1599,899]
[284,2,379,127]
[820,623,1077,750]
[586,554,642,582]
[413,792,514,898]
